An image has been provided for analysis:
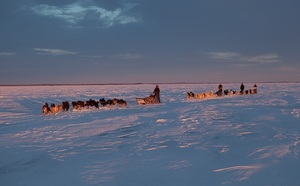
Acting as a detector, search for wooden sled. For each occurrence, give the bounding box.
[136,98,146,105]
[136,97,161,105]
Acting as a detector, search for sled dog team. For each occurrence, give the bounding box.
[43,83,257,115]
[187,83,257,100]
[43,98,127,115]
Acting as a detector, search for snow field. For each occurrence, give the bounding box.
[1,83,300,186]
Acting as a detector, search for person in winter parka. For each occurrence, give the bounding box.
[216,83,223,96]
[253,84,257,94]
[240,83,245,93]
[151,85,161,103]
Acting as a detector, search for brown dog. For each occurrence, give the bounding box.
[118,99,127,107]
[51,103,63,113]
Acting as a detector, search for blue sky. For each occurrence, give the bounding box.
[1,0,300,84]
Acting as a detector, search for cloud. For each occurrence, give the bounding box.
[33,48,78,55]
[241,53,280,64]
[0,52,16,56]
[80,55,102,58]
[207,51,280,64]
[113,53,143,60]
[207,52,241,60]
[30,1,140,28]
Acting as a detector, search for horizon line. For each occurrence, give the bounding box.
[1,81,300,87]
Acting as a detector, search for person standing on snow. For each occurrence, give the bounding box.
[253,84,257,94]
[240,83,245,93]
[216,83,223,96]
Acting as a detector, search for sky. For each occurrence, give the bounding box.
[1,0,300,85]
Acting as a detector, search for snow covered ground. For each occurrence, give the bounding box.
[1,83,300,186]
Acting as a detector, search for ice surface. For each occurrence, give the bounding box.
[1,83,300,186]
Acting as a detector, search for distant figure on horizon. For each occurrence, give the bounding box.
[240,83,245,94]
[218,84,223,91]
[253,84,257,94]
[216,83,223,96]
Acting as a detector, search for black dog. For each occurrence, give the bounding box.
[99,98,106,107]
[42,103,51,114]
[245,89,253,95]
[62,101,70,111]
[187,92,195,99]
[85,99,99,109]
[72,101,85,109]
[118,99,127,107]
[106,99,113,106]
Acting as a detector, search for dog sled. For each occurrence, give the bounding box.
[136,98,147,105]
[136,94,161,105]
[136,96,161,105]
[136,85,161,105]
